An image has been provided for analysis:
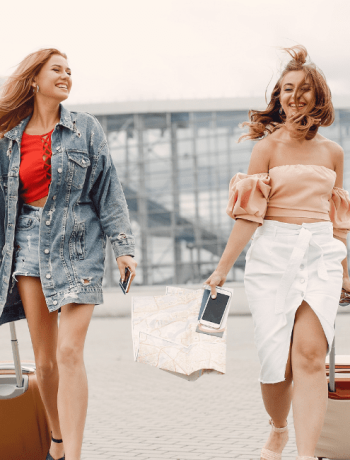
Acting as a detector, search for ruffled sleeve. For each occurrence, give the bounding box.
[329,187,350,238]
[226,173,271,225]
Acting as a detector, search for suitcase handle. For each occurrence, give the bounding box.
[9,322,24,388]
[329,338,336,393]
[0,364,35,373]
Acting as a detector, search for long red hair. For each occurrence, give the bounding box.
[239,45,334,142]
[0,48,67,139]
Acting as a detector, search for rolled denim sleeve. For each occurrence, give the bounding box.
[90,138,135,259]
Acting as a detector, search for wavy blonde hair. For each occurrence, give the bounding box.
[0,48,67,139]
[239,45,334,142]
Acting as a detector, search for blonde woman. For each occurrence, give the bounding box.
[0,49,137,460]
[206,45,350,459]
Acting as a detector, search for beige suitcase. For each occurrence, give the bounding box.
[315,339,350,460]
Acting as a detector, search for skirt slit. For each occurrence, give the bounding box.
[244,220,345,384]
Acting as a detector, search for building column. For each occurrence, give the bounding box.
[190,112,202,281]
[135,114,149,285]
[168,114,182,284]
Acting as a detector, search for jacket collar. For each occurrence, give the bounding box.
[58,104,74,131]
[4,104,74,141]
[4,117,29,141]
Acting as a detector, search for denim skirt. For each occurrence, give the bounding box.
[13,204,43,280]
[244,219,347,384]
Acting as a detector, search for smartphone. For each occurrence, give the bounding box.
[199,287,232,329]
[119,267,131,294]
[198,286,211,320]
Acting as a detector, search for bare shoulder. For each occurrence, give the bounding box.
[330,140,344,164]
[247,136,273,174]
[318,134,344,166]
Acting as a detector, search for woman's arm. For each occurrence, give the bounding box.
[88,121,137,286]
[333,143,350,287]
[205,140,270,297]
[89,140,135,258]
[337,237,350,289]
[205,219,259,297]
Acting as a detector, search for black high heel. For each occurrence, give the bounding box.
[46,432,65,460]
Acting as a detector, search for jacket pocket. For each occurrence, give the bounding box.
[66,150,91,190]
[16,216,36,231]
[69,222,86,260]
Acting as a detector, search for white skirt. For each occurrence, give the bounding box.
[244,220,347,384]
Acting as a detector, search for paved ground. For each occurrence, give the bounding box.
[94,283,350,317]
[1,307,350,459]
[94,283,251,317]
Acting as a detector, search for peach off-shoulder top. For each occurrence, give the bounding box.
[226,164,350,238]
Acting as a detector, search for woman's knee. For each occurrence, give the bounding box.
[35,358,58,378]
[292,343,326,374]
[57,341,84,369]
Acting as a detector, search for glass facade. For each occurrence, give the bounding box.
[93,108,350,286]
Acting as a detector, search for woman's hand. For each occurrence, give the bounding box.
[204,270,227,299]
[116,255,137,292]
[342,277,350,293]
[340,277,350,307]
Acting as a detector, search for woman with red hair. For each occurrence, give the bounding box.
[206,45,350,459]
[0,49,137,460]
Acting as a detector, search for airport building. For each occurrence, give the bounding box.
[66,97,350,286]
[0,92,345,286]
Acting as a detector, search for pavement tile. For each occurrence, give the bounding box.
[1,314,347,460]
[138,453,173,458]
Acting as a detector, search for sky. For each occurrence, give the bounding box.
[1,0,350,105]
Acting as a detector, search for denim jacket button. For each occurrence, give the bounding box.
[44,249,50,254]
[53,300,58,305]
[52,196,57,200]
[46,221,50,226]
[58,168,63,173]
[46,274,51,279]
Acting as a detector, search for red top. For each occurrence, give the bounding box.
[19,129,53,203]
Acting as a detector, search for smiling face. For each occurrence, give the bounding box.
[32,54,72,102]
[279,70,315,120]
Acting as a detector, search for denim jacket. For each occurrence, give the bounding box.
[0,104,135,325]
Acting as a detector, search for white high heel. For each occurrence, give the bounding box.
[296,457,317,459]
[261,419,289,460]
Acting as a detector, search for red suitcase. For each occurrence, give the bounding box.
[0,322,51,460]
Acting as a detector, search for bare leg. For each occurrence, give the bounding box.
[292,301,328,456]
[57,302,95,460]
[260,345,292,455]
[17,276,65,460]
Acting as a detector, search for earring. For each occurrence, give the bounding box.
[279,106,284,115]
[37,85,39,93]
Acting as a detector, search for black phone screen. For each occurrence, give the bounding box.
[119,268,131,293]
[201,292,229,325]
